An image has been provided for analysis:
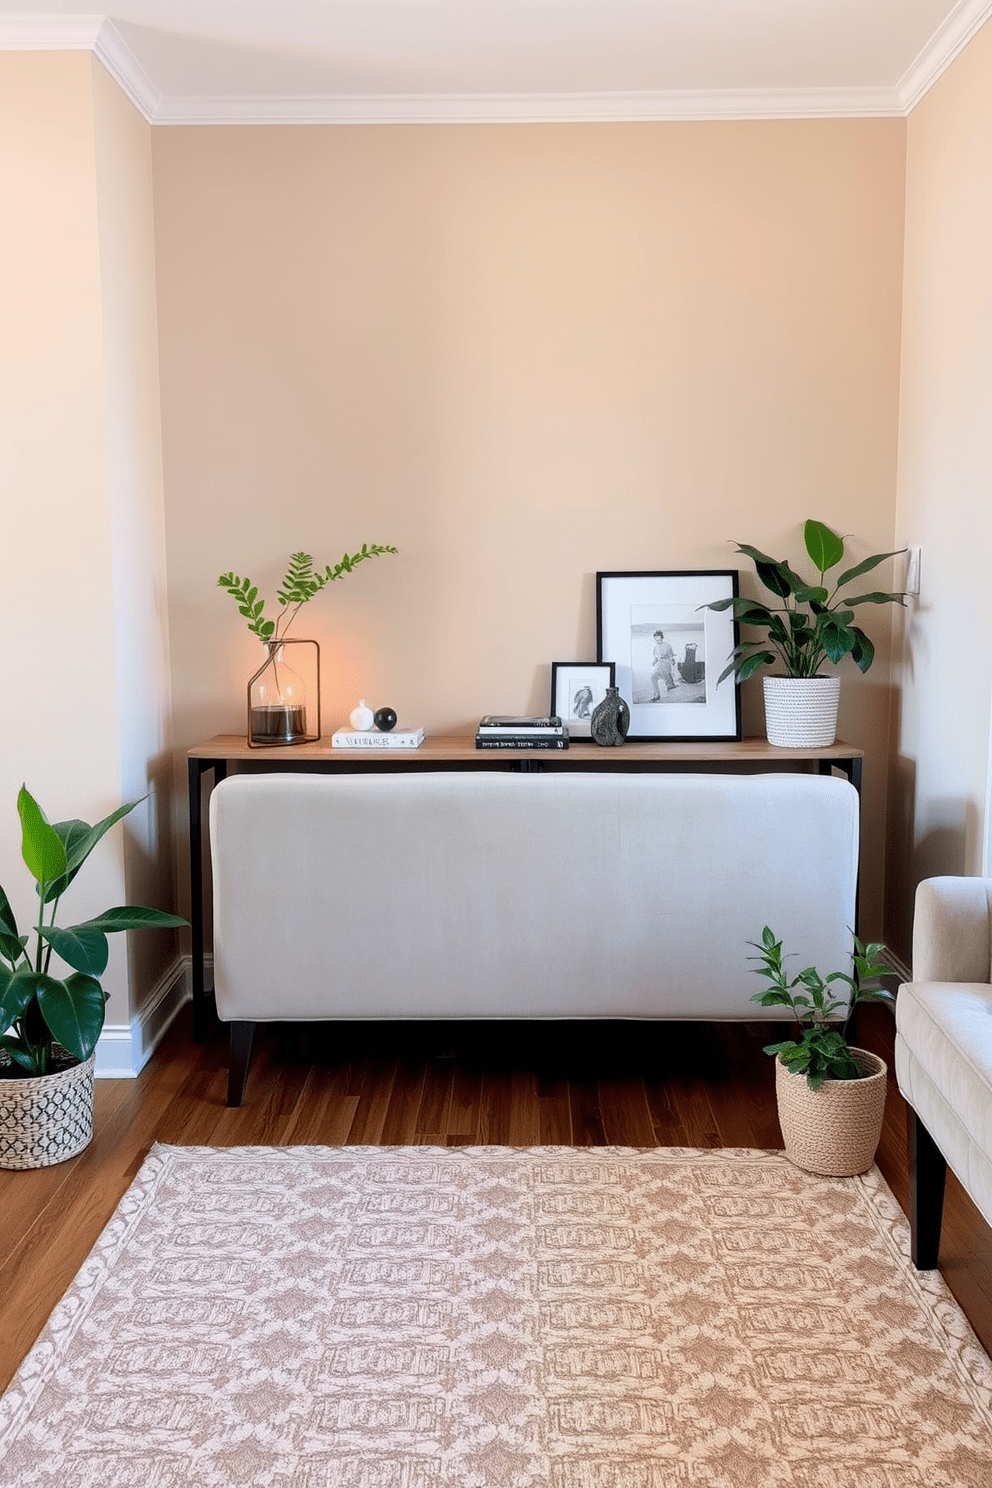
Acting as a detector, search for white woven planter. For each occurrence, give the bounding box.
[763,675,841,748]
[775,1048,887,1177]
[0,1051,96,1170]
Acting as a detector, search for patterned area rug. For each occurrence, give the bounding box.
[2,1145,991,1487]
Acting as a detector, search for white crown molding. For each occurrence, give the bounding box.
[1,7,988,125]
[153,86,905,127]
[93,17,162,119]
[898,0,992,111]
[0,12,103,48]
[0,15,161,117]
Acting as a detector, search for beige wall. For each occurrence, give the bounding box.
[11,27,992,1039]
[7,29,992,1012]
[154,118,906,935]
[91,60,179,1008]
[887,19,992,962]
[0,53,177,1036]
[0,52,127,1015]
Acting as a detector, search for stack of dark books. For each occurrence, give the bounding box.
[475,715,569,750]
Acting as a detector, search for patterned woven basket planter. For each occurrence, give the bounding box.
[763,675,841,748]
[775,1048,887,1177]
[0,1051,96,1170]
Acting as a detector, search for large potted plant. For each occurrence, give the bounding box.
[748,925,895,1176]
[0,787,186,1169]
[705,519,904,746]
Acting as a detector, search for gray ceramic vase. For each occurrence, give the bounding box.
[590,686,630,746]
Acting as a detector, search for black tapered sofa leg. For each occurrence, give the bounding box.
[227,1020,256,1107]
[907,1106,947,1270]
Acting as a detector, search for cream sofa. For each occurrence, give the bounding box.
[895,876,992,1267]
[210,770,860,1104]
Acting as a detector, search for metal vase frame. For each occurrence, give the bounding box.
[246,637,321,748]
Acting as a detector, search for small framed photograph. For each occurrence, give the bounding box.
[596,570,741,742]
[550,661,617,739]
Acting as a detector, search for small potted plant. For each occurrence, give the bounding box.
[218,545,397,746]
[748,924,895,1176]
[705,520,904,746]
[0,787,187,1169]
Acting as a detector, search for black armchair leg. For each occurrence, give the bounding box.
[227,1021,256,1107]
[907,1106,947,1269]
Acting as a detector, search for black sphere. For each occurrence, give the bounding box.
[374,707,397,732]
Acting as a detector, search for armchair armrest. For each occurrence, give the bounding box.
[912,876,992,984]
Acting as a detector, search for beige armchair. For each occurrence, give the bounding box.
[895,876,992,1268]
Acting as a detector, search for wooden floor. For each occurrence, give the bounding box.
[1,1002,990,1392]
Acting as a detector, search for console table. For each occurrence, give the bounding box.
[187,733,863,1037]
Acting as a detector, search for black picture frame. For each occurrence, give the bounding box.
[550,661,617,739]
[596,570,741,742]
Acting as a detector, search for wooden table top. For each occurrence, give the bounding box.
[189,733,863,765]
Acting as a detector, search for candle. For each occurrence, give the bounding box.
[249,705,307,744]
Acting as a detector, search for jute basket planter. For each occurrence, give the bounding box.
[0,1051,96,1170]
[763,675,841,748]
[775,1047,887,1177]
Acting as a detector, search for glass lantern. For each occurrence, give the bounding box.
[247,637,321,747]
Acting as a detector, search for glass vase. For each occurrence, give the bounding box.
[247,638,320,747]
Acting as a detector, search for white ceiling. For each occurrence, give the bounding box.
[1,0,989,124]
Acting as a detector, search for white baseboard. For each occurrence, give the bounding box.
[92,945,908,1077]
[95,955,192,1078]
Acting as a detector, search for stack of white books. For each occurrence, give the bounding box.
[331,725,426,749]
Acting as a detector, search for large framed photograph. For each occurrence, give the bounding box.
[550,661,616,739]
[596,571,741,742]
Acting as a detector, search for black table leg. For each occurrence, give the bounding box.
[188,758,207,1039]
[188,757,225,1041]
[908,1107,947,1269]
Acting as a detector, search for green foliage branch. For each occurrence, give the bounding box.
[748,925,895,1090]
[705,519,905,683]
[0,788,187,1078]
[218,545,398,642]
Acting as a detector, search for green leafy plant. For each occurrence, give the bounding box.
[218,545,398,642]
[748,925,895,1089]
[705,519,905,682]
[0,788,187,1078]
